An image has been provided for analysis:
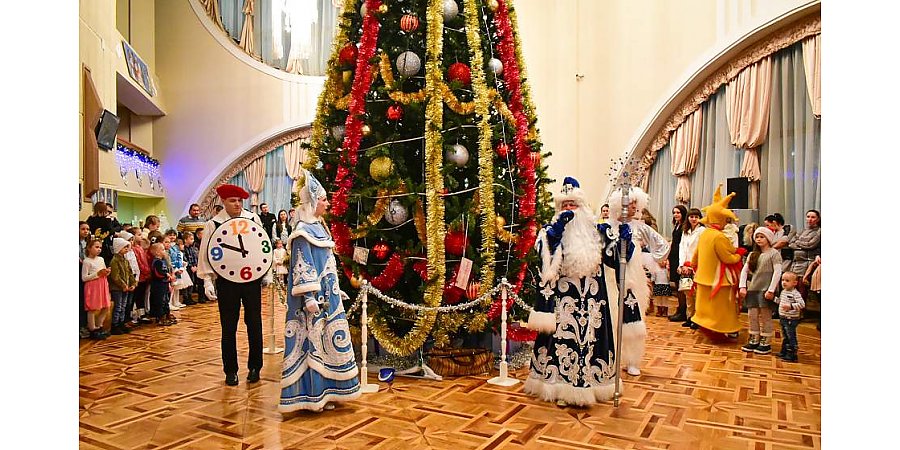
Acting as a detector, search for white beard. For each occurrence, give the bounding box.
[559,207,603,279]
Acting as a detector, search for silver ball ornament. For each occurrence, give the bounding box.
[360,2,367,17]
[331,125,345,140]
[445,144,469,167]
[384,200,409,225]
[443,0,459,22]
[488,58,503,75]
[396,51,422,77]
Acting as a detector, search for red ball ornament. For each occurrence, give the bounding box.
[386,104,403,121]
[495,142,510,158]
[466,281,481,300]
[444,230,469,256]
[443,283,465,305]
[372,241,391,261]
[338,43,358,68]
[412,259,429,280]
[447,62,471,86]
[400,14,420,32]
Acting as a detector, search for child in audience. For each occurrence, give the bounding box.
[181,232,199,305]
[118,231,140,329]
[79,221,91,338]
[167,236,191,310]
[650,260,672,317]
[149,243,175,326]
[738,227,782,354]
[273,238,288,286]
[108,238,136,335]
[82,239,112,340]
[130,231,151,326]
[776,272,805,362]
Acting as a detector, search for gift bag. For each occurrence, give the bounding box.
[425,347,493,377]
[678,277,694,292]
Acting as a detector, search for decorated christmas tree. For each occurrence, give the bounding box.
[302,0,554,356]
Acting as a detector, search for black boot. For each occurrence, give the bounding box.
[669,312,687,322]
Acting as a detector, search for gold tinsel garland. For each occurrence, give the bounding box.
[301,0,358,171]
[465,0,496,333]
[368,0,446,357]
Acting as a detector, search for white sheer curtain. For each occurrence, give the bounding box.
[260,146,294,212]
[759,44,821,229]
[218,0,338,75]
[647,143,678,237]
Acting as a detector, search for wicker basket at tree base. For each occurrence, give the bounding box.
[425,347,493,377]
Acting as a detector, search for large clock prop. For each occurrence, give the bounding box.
[208,217,273,283]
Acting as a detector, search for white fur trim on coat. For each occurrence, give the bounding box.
[524,376,620,406]
[527,311,557,334]
[619,320,647,368]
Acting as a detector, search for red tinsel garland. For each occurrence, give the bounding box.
[489,0,539,302]
[331,0,383,217]
[367,253,405,292]
[507,325,537,342]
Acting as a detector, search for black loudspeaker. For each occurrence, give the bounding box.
[726,177,749,209]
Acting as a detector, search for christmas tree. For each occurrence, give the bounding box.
[302,0,554,356]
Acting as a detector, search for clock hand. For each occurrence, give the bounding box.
[236,235,249,257]
[220,243,245,253]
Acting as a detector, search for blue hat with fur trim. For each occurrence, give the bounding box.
[554,176,588,210]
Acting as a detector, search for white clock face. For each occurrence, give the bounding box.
[209,217,273,283]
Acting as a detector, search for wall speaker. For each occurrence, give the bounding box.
[726,177,750,210]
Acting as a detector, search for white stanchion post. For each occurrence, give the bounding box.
[488,279,519,386]
[358,282,380,393]
[264,282,283,354]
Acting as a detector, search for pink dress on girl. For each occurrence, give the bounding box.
[82,255,111,310]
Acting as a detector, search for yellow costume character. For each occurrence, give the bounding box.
[690,185,745,334]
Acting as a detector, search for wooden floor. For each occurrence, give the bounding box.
[79,294,821,450]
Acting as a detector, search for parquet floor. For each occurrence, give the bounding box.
[79,292,821,450]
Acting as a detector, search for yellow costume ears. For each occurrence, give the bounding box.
[699,183,739,226]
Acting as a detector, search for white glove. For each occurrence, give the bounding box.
[304,299,320,315]
[339,289,350,302]
[204,280,217,300]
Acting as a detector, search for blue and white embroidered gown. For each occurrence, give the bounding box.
[524,224,631,406]
[279,221,360,412]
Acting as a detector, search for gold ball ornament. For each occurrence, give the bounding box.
[487,0,499,12]
[495,216,506,228]
[369,156,394,182]
[376,3,388,15]
[349,275,363,289]
[361,124,372,136]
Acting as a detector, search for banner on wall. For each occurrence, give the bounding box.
[122,41,156,97]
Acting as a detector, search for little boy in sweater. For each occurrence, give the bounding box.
[776,271,805,362]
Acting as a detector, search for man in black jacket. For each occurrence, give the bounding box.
[258,203,276,240]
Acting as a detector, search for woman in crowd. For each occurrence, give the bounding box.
[668,205,688,322]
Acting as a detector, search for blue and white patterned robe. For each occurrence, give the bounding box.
[279,221,360,412]
[524,223,630,406]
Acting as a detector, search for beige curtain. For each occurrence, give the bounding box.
[670,110,703,203]
[725,56,772,207]
[283,139,307,192]
[200,0,224,30]
[244,156,266,207]
[239,0,257,57]
[802,34,821,118]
